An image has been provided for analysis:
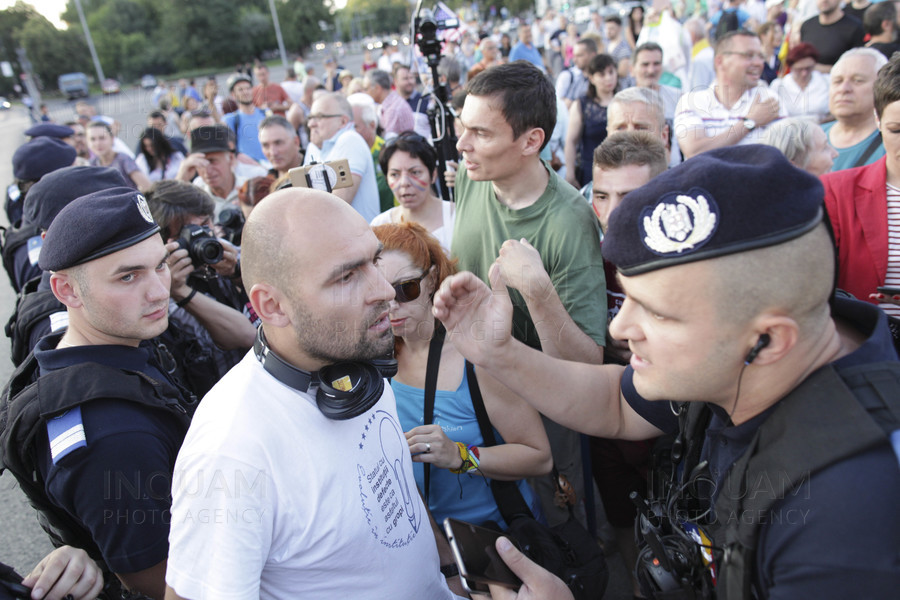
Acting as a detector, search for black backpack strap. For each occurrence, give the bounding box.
[466,361,535,522]
[853,131,883,168]
[422,323,446,503]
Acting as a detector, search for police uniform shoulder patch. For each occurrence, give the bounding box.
[135,193,155,224]
[640,187,719,256]
[46,406,87,464]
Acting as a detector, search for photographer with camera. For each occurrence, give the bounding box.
[144,180,256,381]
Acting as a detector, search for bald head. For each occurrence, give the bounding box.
[242,187,368,292]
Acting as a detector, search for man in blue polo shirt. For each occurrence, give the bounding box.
[510,23,546,73]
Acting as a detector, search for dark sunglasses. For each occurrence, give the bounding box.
[393,272,428,303]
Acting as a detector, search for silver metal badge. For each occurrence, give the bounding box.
[641,192,718,255]
[135,193,155,224]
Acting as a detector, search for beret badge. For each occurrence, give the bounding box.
[640,188,719,256]
[135,193,155,224]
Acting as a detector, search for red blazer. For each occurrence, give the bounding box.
[821,156,888,303]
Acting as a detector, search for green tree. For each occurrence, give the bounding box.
[19,16,91,90]
[274,0,335,54]
[339,0,407,38]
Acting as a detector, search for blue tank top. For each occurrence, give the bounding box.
[392,366,540,528]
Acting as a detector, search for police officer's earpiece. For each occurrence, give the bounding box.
[744,333,771,365]
[254,327,393,420]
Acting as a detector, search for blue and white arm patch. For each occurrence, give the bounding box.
[47,406,87,464]
[27,235,43,266]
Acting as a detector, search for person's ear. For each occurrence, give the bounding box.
[521,127,546,157]
[249,283,291,327]
[50,272,83,309]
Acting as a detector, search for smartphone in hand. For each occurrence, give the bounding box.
[444,517,521,594]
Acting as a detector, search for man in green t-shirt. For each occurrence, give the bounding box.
[451,60,607,526]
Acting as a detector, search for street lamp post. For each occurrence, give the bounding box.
[73,0,105,85]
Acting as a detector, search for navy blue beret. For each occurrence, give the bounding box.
[190,125,232,154]
[40,187,161,271]
[602,145,824,276]
[24,165,128,230]
[25,123,74,139]
[12,137,77,181]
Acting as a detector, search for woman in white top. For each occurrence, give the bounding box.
[370,132,455,252]
[770,43,831,123]
[135,127,185,182]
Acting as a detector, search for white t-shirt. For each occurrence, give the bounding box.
[674,82,787,147]
[166,352,457,600]
[370,200,455,252]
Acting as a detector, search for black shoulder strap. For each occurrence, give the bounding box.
[1,223,39,291]
[5,280,65,367]
[422,323,446,502]
[466,361,535,522]
[232,113,241,154]
[853,131,883,168]
[715,361,900,599]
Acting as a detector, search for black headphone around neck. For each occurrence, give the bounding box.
[253,327,395,420]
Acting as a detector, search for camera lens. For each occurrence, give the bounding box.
[193,238,224,265]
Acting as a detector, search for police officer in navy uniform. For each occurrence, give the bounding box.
[5,165,129,367]
[432,145,900,599]
[2,136,77,292]
[4,124,77,229]
[0,188,195,600]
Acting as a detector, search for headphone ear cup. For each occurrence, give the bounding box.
[316,362,385,420]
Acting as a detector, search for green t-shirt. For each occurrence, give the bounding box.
[451,162,607,350]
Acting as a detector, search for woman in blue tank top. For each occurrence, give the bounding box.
[373,221,552,528]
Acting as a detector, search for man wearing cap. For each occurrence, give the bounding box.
[434,145,900,599]
[164,188,461,599]
[674,30,786,159]
[0,188,197,600]
[4,165,130,367]
[176,125,267,218]
[222,73,268,164]
[2,137,77,291]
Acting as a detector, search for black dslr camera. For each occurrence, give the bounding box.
[177,224,223,267]
[217,206,244,246]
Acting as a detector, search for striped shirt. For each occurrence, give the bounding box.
[882,184,900,316]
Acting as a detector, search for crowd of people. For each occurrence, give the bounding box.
[0,0,898,599]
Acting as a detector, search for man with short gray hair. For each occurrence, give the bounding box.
[303,92,380,221]
[363,69,415,140]
[258,116,302,178]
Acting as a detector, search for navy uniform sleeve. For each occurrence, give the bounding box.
[621,366,680,435]
[42,400,183,573]
[756,444,900,599]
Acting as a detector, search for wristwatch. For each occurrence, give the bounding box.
[742,118,757,132]
[440,563,460,578]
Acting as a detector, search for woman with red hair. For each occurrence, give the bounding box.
[373,221,552,528]
[770,43,831,122]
